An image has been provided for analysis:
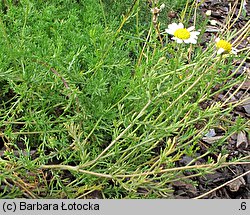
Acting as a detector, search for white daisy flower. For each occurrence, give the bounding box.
[215,38,238,55]
[165,23,200,44]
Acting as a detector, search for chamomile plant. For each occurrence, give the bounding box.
[0,0,248,199]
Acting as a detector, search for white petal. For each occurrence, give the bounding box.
[217,48,225,55]
[183,39,191,44]
[190,31,200,36]
[172,37,185,44]
[168,23,178,30]
[176,38,183,43]
[165,28,174,35]
[190,38,197,44]
[178,23,184,29]
[187,26,195,31]
[165,23,179,35]
[184,37,197,44]
[189,35,198,41]
[191,36,198,40]
[215,38,220,43]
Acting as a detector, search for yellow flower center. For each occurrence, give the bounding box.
[174,28,191,40]
[216,40,232,53]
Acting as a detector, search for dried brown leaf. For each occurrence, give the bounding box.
[227,177,246,192]
[236,131,249,148]
[202,136,224,144]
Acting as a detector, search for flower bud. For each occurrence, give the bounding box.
[210,20,217,26]
[205,10,212,16]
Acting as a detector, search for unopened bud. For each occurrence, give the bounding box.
[205,10,212,16]
[159,3,165,11]
[210,20,217,26]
